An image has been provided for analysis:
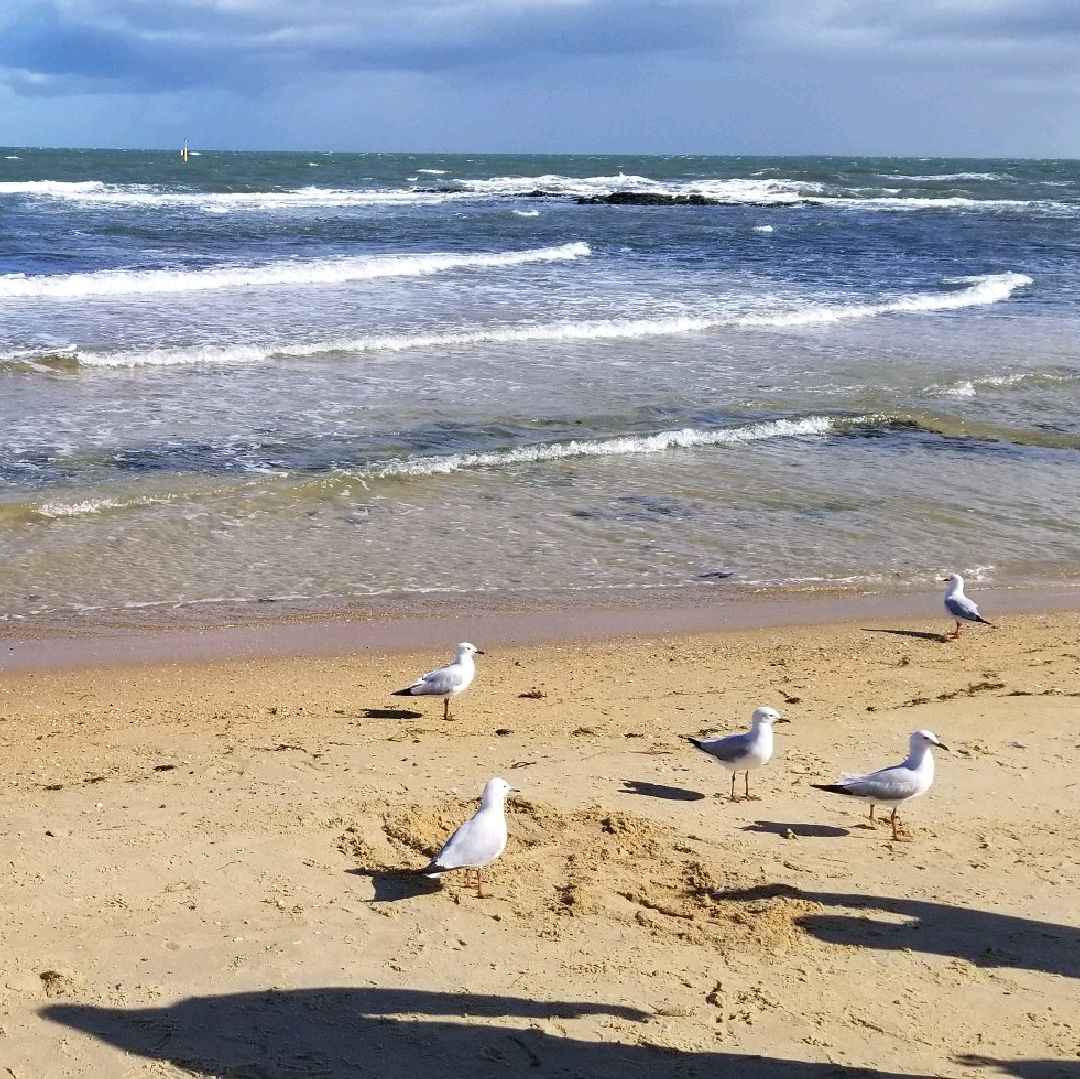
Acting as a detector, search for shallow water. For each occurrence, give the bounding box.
[2,150,1079,620]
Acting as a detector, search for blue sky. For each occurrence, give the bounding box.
[1,1,1077,156]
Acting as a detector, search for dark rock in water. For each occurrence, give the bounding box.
[698,569,735,581]
[573,192,813,207]
[575,192,714,206]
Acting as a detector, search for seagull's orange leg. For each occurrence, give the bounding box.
[475,867,485,899]
[729,772,738,802]
[869,805,876,824]
[889,808,913,841]
[443,698,451,721]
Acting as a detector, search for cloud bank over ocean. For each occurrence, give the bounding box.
[0,1,1077,155]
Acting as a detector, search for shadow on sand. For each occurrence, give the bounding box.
[718,884,1080,980]
[362,708,425,720]
[743,820,850,839]
[43,986,1071,1079]
[861,628,949,644]
[619,779,705,802]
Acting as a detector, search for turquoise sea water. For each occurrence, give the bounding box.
[1,149,1078,621]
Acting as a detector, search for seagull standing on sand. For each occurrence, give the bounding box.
[421,777,514,898]
[942,574,995,640]
[392,642,483,720]
[813,729,948,841]
[688,706,788,802]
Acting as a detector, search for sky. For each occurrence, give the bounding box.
[0,0,1077,157]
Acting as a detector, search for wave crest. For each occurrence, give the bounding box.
[0,242,591,301]
[62,271,1032,370]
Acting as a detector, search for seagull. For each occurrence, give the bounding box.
[421,777,514,898]
[812,729,949,841]
[688,706,788,802]
[941,574,995,640]
[392,642,483,720]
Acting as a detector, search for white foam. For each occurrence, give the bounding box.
[366,416,840,480]
[32,493,177,518]
[752,224,774,233]
[513,210,541,217]
[35,498,123,518]
[929,369,1070,397]
[445,172,817,205]
[0,242,591,301]
[888,172,1010,182]
[72,272,1033,369]
[828,195,1052,213]
[0,179,471,211]
[941,381,977,397]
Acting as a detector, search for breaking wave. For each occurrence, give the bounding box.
[58,272,1032,370]
[0,242,591,301]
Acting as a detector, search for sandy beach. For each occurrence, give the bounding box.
[0,600,1077,1078]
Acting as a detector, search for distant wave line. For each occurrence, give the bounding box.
[1,176,1073,215]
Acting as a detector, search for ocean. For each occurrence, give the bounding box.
[1,148,1078,625]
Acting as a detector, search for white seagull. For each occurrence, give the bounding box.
[688,706,788,802]
[421,777,514,898]
[813,729,949,841]
[392,642,483,720]
[941,574,995,640]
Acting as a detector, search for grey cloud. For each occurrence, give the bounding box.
[0,0,737,95]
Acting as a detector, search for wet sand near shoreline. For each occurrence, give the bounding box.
[0,607,1078,1077]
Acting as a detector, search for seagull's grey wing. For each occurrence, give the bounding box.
[945,594,980,621]
[433,812,502,870]
[840,764,920,800]
[693,731,753,764]
[412,662,464,696]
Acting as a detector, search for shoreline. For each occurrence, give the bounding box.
[2,579,1078,673]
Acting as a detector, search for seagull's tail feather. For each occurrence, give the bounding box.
[975,616,996,628]
[391,687,416,697]
[687,737,706,750]
[417,862,447,879]
[812,783,853,797]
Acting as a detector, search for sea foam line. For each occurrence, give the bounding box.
[0,180,470,211]
[0,242,591,301]
[70,272,1033,370]
[361,416,841,479]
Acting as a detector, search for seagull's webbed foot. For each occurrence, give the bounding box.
[888,811,913,842]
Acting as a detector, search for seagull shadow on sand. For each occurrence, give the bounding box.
[42,986,1017,1079]
[861,628,948,644]
[346,866,442,903]
[620,779,706,802]
[717,883,1080,980]
[743,821,850,839]
[362,708,425,720]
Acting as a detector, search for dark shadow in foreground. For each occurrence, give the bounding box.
[956,1055,1080,1078]
[718,884,1080,980]
[743,820,850,839]
[861,628,947,643]
[620,779,706,802]
[44,987,970,1079]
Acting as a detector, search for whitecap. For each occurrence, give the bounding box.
[70,271,1033,369]
[0,241,591,301]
